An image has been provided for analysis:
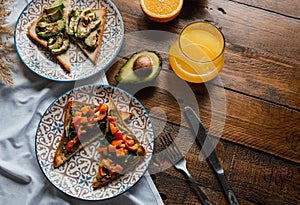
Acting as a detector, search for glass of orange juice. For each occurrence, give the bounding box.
[169,21,225,83]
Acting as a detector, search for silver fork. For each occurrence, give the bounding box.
[161,133,213,205]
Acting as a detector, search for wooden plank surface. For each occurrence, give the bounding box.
[149,121,300,205]
[105,0,300,204]
[229,0,300,19]
[113,0,300,111]
[106,58,300,163]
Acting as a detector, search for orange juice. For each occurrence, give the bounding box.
[169,22,225,83]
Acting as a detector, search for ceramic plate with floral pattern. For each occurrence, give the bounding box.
[35,85,155,200]
[15,0,124,81]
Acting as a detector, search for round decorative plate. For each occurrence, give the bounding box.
[15,0,124,81]
[35,85,155,200]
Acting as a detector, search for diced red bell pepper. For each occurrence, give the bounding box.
[113,130,124,140]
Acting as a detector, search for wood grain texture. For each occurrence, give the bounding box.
[105,0,300,204]
[229,0,300,19]
[149,122,300,205]
[113,0,300,111]
[106,60,300,163]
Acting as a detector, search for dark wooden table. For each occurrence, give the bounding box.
[106,0,300,204]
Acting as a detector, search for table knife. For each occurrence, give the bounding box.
[184,106,240,205]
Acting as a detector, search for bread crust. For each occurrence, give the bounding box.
[53,100,107,168]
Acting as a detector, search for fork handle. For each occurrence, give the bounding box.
[185,172,213,205]
[216,172,240,205]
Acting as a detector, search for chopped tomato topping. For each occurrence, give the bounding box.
[110,123,118,134]
[125,138,135,146]
[75,111,82,116]
[77,125,87,139]
[66,136,78,151]
[125,141,139,151]
[96,147,108,155]
[111,140,123,147]
[113,164,124,174]
[79,117,88,124]
[116,148,128,158]
[94,112,106,122]
[95,103,103,112]
[108,144,117,153]
[71,116,82,127]
[113,130,123,140]
[80,106,91,115]
[107,116,117,124]
[99,104,108,113]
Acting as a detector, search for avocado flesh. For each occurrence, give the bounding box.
[67,8,82,36]
[76,18,101,39]
[48,33,64,50]
[41,8,63,23]
[84,28,99,49]
[51,37,70,55]
[116,51,162,83]
[44,0,64,14]
[37,19,66,39]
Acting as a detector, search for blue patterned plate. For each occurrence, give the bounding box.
[15,0,124,81]
[35,85,155,200]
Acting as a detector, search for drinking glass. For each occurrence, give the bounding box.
[169,22,225,83]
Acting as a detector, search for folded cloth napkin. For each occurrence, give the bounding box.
[0,1,163,204]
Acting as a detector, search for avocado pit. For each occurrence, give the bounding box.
[132,55,153,78]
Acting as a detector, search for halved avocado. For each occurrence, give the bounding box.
[44,0,64,14]
[115,51,162,83]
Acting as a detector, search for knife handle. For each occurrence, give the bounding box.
[217,172,240,205]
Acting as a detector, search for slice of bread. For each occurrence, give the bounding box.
[70,8,106,64]
[27,0,71,72]
[53,100,108,168]
[27,0,106,72]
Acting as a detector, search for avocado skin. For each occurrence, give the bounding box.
[44,0,64,14]
[115,51,162,84]
[37,19,66,39]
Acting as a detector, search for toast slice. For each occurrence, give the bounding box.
[92,98,146,189]
[27,0,71,72]
[53,100,133,168]
[68,8,106,64]
[53,100,109,168]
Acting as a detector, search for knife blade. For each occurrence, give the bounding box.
[184,106,240,205]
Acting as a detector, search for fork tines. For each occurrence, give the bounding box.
[160,133,183,163]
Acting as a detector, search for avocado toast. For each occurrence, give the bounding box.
[28,0,71,71]
[27,0,106,72]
